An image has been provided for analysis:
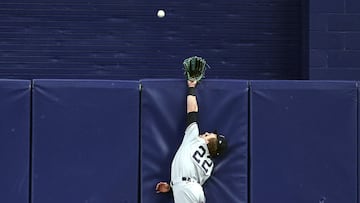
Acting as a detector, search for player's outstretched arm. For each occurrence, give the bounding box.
[155,182,170,193]
[187,80,198,114]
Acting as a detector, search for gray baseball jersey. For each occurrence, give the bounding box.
[171,122,214,186]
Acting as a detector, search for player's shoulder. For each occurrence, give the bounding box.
[185,122,199,134]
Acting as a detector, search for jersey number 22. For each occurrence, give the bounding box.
[192,145,213,175]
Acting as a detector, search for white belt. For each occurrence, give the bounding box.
[170,177,199,186]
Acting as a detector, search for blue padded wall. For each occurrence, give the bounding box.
[0,79,30,203]
[250,81,357,203]
[358,82,360,203]
[32,79,139,203]
[141,79,248,203]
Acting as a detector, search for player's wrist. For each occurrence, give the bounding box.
[187,80,197,88]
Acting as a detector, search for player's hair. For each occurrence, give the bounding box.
[207,137,218,158]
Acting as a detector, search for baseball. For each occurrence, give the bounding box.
[157,9,165,18]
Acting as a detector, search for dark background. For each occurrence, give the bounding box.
[0,0,358,80]
[0,0,303,80]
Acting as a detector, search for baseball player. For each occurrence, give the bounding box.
[155,79,228,203]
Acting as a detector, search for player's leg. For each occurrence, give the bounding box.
[173,182,205,203]
[189,182,205,203]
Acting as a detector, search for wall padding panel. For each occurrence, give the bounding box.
[358,81,360,203]
[0,79,30,203]
[32,79,139,203]
[250,81,357,203]
[141,79,248,203]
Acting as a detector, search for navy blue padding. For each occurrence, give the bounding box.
[358,82,360,203]
[250,81,357,203]
[0,79,30,203]
[141,79,248,203]
[32,79,139,203]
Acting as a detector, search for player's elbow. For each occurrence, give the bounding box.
[187,105,198,113]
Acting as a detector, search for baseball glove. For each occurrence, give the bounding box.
[183,56,208,82]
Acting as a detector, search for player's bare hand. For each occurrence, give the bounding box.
[187,80,197,88]
[155,182,170,193]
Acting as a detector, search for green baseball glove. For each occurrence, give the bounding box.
[183,56,208,82]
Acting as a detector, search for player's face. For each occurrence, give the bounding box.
[201,132,217,140]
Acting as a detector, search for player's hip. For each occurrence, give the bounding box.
[172,181,205,203]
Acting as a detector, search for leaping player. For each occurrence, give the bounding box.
[155,63,228,203]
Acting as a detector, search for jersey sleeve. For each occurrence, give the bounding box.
[182,122,200,144]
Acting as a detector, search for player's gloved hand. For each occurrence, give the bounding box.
[155,182,170,193]
[183,56,208,82]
